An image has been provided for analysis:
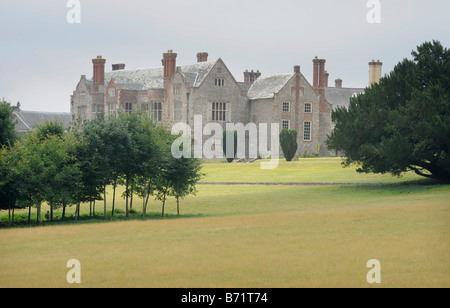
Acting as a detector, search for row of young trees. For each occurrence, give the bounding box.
[0,108,203,226]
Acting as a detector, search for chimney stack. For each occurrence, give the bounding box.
[323,71,329,88]
[244,70,261,83]
[312,57,326,89]
[112,63,125,71]
[335,78,343,88]
[163,50,177,80]
[197,52,209,63]
[369,60,382,86]
[92,56,106,85]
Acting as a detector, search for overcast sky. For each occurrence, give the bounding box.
[0,0,449,113]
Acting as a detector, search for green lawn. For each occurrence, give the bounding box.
[0,158,449,288]
[201,158,425,183]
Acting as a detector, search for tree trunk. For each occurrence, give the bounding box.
[130,182,134,210]
[28,205,31,225]
[37,205,41,224]
[62,202,66,218]
[75,203,80,221]
[125,175,129,218]
[8,204,11,226]
[104,184,107,220]
[161,189,168,218]
[177,196,180,218]
[142,192,146,218]
[143,189,151,219]
[112,181,117,216]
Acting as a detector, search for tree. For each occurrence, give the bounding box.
[133,117,167,218]
[222,130,237,163]
[327,40,450,181]
[0,99,16,147]
[40,133,82,220]
[79,115,132,220]
[156,153,203,218]
[279,128,298,161]
[0,146,20,225]
[169,157,203,217]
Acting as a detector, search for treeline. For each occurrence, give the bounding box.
[0,105,203,226]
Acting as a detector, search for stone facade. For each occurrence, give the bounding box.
[70,50,372,158]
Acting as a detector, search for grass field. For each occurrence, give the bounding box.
[1,158,449,288]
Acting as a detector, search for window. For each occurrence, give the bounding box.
[282,102,290,113]
[215,78,225,87]
[141,103,150,113]
[212,102,226,121]
[282,120,290,130]
[77,106,87,115]
[304,102,312,113]
[151,102,162,121]
[173,84,181,96]
[174,102,182,121]
[303,121,312,141]
[79,92,87,103]
[109,102,116,115]
[125,103,133,114]
[93,104,104,115]
[108,88,116,97]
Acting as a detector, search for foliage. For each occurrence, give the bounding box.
[222,130,237,163]
[0,99,16,147]
[279,128,298,161]
[327,40,450,182]
[0,111,204,226]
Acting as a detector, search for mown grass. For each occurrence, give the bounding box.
[201,158,425,183]
[0,158,449,288]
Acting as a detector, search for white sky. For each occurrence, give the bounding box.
[0,0,449,113]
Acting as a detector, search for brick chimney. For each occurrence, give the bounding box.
[369,60,382,86]
[323,71,329,88]
[335,78,343,88]
[112,63,125,71]
[197,52,209,63]
[163,50,177,80]
[312,57,327,89]
[92,56,106,85]
[244,70,261,83]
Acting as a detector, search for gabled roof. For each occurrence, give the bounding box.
[13,110,72,133]
[325,87,365,109]
[103,60,217,90]
[180,61,217,87]
[247,73,294,100]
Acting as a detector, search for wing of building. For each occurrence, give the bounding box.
[13,109,71,136]
[71,51,381,157]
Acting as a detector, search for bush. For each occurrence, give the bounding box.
[279,129,298,161]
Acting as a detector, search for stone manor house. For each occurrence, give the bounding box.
[70,50,382,157]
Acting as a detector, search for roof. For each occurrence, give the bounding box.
[13,110,72,133]
[237,82,252,93]
[325,87,365,109]
[103,60,217,90]
[180,61,216,87]
[105,67,164,89]
[247,73,294,100]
